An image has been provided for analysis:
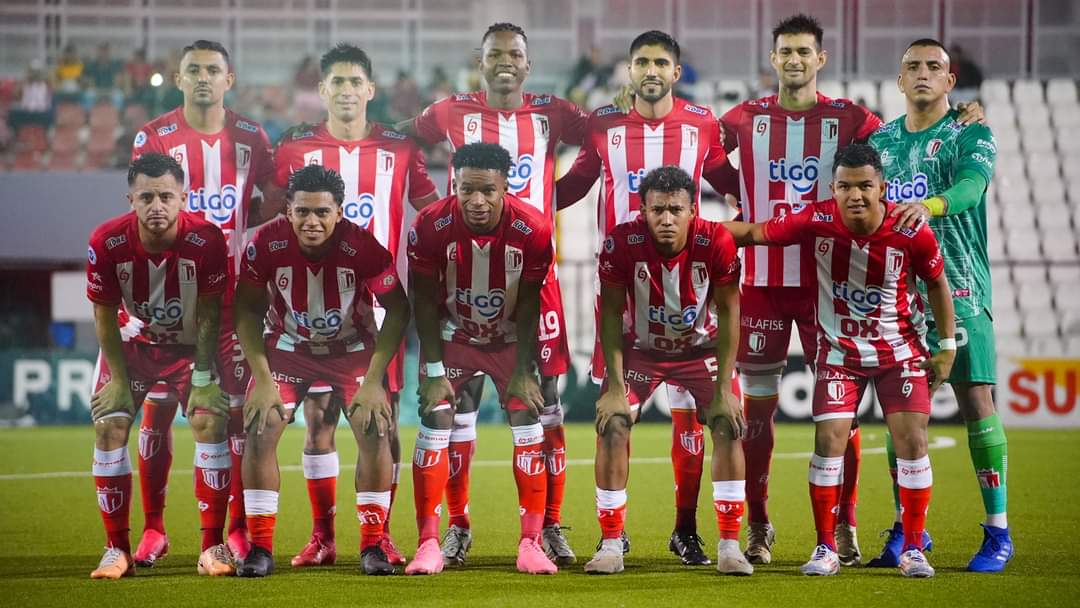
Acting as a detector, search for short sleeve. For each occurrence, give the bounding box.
[956,124,996,183]
[239,235,269,286]
[719,105,741,153]
[407,146,439,201]
[853,105,885,142]
[272,140,297,190]
[414,98,450,145]
[86,233,121,305]
[356,234,399,295]
[711,227,741,286]
[597,231,628,287]
[197,227,230,295]
[556,98,589,146]
[912,223,945,282]
[251,126,276,188]
[701,115,729,176]
[131,124,163,160]
[762,205,813,246]
[522,222,554,282]
[406,215,442,277]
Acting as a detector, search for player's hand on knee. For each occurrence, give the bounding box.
[707,389,745,440]
[505,370,544,416]
[419,375,456,417]
[189,382,229,418]
[90,378,135,421]
[919,351,956,394]
[595,388,632,435]
[347,381,391,437]
[243,381,286,435]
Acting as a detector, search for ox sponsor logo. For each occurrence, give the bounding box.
[234,119,259,133]
[812,212,833,222]
[157,123,178,137]
[434,214,453,232]
[455,288,505,319]
[507,154,535,193]
[269,239,289,252]
[627,233,645,245]
[188,184,239,223]
[832,281,886,315]
[648,305,698,330]
[596,105,620,117]
[290,308,343,337]
[515,449,546,476]
[511,219,533,235]
[768,156,820,194]
[885,172,929,202]
[105,235,127,250]
[184,232,206,247]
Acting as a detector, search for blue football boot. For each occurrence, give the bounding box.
[867,522,934,568]
[967,524,1014,573]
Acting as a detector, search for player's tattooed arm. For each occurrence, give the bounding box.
[348,285,410,436]
[505,279,545,416]
[234,280,286,434]
[705,280,744,439]
[595,282,633,434]
[90,303,134,421]
[188,293,229,417]
[919,271,957,394]
[413,272,455,416]
[721,221,769,248]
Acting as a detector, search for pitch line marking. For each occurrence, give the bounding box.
[0,436,956,481]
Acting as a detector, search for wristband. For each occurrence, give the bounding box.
[922,196,947,217]
[937,338,957,351]
[425,361,446,378]
[191,369,212,387]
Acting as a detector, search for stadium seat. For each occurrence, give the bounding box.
[1036,201,1072,228]
[1032,176,1067,206]
[1013,80,1045,104]
[1005,226,1041,258]
[1056,282,1080,308]
[122,103,150,130]
[1063,310,1080,336]
[88,102,120,139]
[54,102,85,129]
[1019,110,1052,134]
[1059,154,1080,182]
[1043,228,1078,262]
[1066,336,1080,354]
[1026,155,1059,180]
[845,80,879,109]
[11,149,43,170]
[1024,313,1060,338]
[1046,78,1078,105]
[818,80,844,100]
[1051,103,1080,129]
[986,103,1017,128]
[47,150,78,170]
[15,124,48,152]
[1049,263,1080,286]
[980,79,1011,104]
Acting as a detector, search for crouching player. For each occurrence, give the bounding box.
[724,144,956,577]
[405,142,556,575]
[585,166,752,576]
[233,165,410,577]
[87,153,233,578]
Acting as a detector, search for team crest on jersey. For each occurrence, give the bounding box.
[596,105,620,117]
[879,149,893,165]
[377,149,395,174]
[679,430,704,455]
[303,150,323,166]
[537,115,549,137]
[515,449,546,476]
[684,104,708,116]
[235,119,259,134]
[505,247,523,272]
[885,249,905,281]
[511,219,533,235]
[925,139,943,158]
[157,123,178,137]
[748,331,766,354]
[88,246,97,264]
[691,261,709,290]
[179,259,197,284]
[96,486,125,514]
[236,143,251,169]
[184,232,206,247]
[381,129,407,141]
[338,268,356,293]
[134,131,147,147]
[531,94,552,107]
[826,380,846,404]
[105,235,127,250]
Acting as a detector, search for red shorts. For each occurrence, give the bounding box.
[736,285,818,371]
[93,342,195,413]
[216,305,252,399]
[812,360,931,422]
[309,344,404,396]
[259,344,373,410]
[426,340,533,413]
[537,271,570,378]
[601,349,722,425]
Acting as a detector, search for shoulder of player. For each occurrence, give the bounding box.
[248,216,292,249]
[692,217,735,249]
[412,196,456,236]
[674,97,715,121]
[882,204,930,241]
[275,123,321,148]
[505,196,550,237]
[179,213,227,249]
[869,116,903,140]
[371,122,413,144]
[89,214,134,252]
[603,219,646,253]
[590,104,623,124]
[134,109,182,146]
[225,109,269,138]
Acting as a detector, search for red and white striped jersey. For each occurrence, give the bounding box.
[556,98,729,246]
[414,91,588,218]
[721,94,882,287]
[598,217,740,356]
[133,108,275,276]
[407,195,553,346]
[763,200,944,368]
[87,212,229,347]
[240,217,400,356]
[273,123,438,287]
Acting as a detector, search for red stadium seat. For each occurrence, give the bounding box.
[11,148,43,170]
[55,103,86,129]
[15,124,48,152]
[122,103,149,130]
[51,127,80,152]
[47,150,78,170]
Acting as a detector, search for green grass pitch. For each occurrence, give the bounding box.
[1,423,1078,607]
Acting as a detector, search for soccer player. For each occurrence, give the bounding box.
[274,43,439,569]
[404,142,556,576]
[87,153,233,578]
[585,166,751,576]
[725,144,956,578]
[397,22,587,566]
[868,38,1012,572]
[555,30,731,566]
[233,165,410,577]
[130,39,283,565]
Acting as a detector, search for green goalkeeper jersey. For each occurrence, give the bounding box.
[869,109,996,320]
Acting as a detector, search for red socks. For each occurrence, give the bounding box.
[511,424,547,540]
[356,491,391,549]
[542,412,567,528]
[712,480,745,540]
[808,454,844,550]
[138,399,177,533]
[302,452,339,540]
[896,456,933,550]
[596,488,628,540]
[244,489,279,552]
[94,446,133,553]
[193,441,231,550]
[412,425,451,543]
[743,395,778,524]
[670,403,704,534]
[226,406,247,535]
[839,426,861,526]
[446,410,477,529]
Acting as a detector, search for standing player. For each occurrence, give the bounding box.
[555,30,731,566]
[404,143,556,576]
[233,165,410,577]
[130,39,283,565]
[586,166,751,576]
[398,23,586,566]
[274,43,439,569]
[87,153,233,578]
[869,39,1012,572]
[724,144,956,578]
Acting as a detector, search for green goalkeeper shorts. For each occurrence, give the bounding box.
[927,308,996,385]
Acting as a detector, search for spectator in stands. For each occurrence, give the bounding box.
[753,68,778,99]
[124,48,155,109]
[53,43,84,102]
[293,55,323,123]
[674,53,699,102]
[949,45,983,104]
[8,61,53,132]
[565,46,611,107]
[389,69,422,123]
[83,43,125,110]
[430,65,454,102]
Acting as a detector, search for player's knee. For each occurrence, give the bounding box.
[814,420,851,456]
[956,383,996,421]
[739,372,782,399]
[599,415,631,443]
[889,425,928,458]
[188,411,226,442]
[94,414,132,446]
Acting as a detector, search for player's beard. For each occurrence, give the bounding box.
[635,79,671,103]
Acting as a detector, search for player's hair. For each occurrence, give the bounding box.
[128,153,185,187]
[638,165,697,205]
[181,40,231,67]
[833,144,883,178]
[482,22,528,47]
[451,142,513,177]
[287,164,346,206]
[629,30,680,63]
[319,43,374,80]
[906,38,951,62]
[772,14,824,49]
